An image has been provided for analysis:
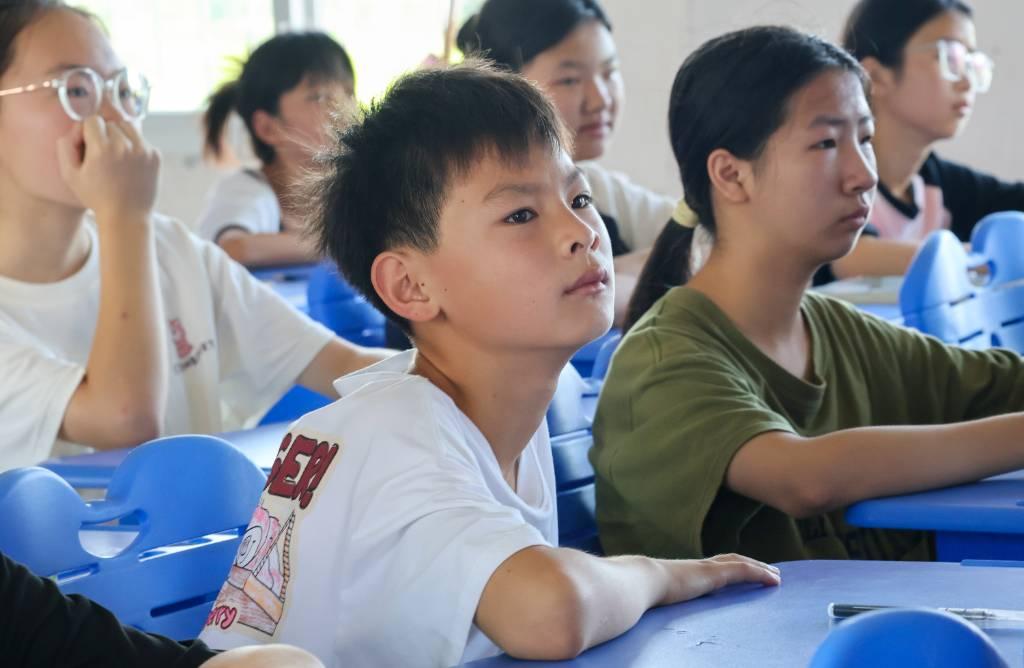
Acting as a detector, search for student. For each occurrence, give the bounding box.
[198,32,355,267]
[0,2,388,471]
[199,62,779,667]
[459,0,680,324]
[591,26,1024,564]
[828,0,1024,279]
[0,550,322,667]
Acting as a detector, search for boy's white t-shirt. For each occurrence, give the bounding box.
[196,169,282,242]
[200,350,558,667]
[578,161,676,251]
[0,213,334,470]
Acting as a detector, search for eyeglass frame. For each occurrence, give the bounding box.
[0,66,151,121]
[907,39,994,93]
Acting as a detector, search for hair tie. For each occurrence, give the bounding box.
[672,198,697,228]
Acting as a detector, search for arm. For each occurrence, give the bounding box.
[830,235,920,280]
[295,339,393,398]
[216,229,320,267]
[927,155,1024,239]
[476,546,779,660]
[727,413,1024,518]
[56,117,166,449]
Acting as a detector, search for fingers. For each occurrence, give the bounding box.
[704,553,781,588]
[56,122,85,182]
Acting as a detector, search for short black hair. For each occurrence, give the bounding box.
[842,0,973,68]
[307,60,570,335]
[203,32,354,164]
[458,0,611,72]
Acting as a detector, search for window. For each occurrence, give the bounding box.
[78,0,275,113]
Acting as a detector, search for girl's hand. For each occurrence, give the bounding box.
[56,116,161,222]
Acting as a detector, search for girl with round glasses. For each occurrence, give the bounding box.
[0,2,389,472]
[821,0,1024,282]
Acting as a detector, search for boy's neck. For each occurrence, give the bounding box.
[0,181,91,283]
[872,111,934,204]
[411,338,568,488]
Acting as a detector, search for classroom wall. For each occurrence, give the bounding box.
[148,0,1023,227]
[598,0,1024,199]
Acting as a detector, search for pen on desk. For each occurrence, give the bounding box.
[828,603,1024,623]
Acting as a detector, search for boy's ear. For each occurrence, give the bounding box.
[707,148,751,205]
[251,109,282,149]
[860,56,894,99]
[370,251,440,325]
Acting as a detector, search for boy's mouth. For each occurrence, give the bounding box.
[565,267,610,295]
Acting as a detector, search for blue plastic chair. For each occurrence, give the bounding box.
[970,211,1024,351]
[589,331,622,381]
[258,385,332,425]
[809,608,1008,667]
[570,328,621,379]
[0,435,266,639]
[547,364,602,554]
[899,231,990,349]
[306,262,386,347]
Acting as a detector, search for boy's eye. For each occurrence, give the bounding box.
[812,138,838,150]
[572,193,594,209]
[504,208,537,225]
[555,78,581,87]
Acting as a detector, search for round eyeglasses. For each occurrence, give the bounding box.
[916,39,994,94]
[0,67,151,121]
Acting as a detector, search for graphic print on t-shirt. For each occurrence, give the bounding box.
[205,430,341,638]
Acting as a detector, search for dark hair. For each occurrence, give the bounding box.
[458,0,611,72]
[0,1,96,82]
[203,32,354,164]
[842,0,973,67]
[307,60,570,335]
[625,26,867,331]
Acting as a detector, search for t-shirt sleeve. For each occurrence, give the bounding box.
[924,154,1024,240]
[346,405,551,665]
[592,333,794,558]
[195,233,334,420]
[0,551,218,667]
[0,337,84,470]
[195,172,280,242]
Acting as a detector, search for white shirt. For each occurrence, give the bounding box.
[0,214,334,469]
[200,350,558,667]
[578,161,676,251]
[196,169,281,242]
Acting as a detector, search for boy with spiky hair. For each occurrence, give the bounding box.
[201,60,778,667]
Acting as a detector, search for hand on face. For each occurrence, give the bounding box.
[56,116,160,222]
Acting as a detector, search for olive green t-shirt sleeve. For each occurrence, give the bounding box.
[592,332,794,558]
[827,297,1024,422]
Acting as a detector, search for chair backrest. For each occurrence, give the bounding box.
[569,328,621,379]
[547,364,602,554]
[258,385,332,426]
[0,435,266,639]
[971,210,1024,286]
[809,608,1008,668]
[900,231,990,349]
[590,331,622,381]
[306,262,386,347]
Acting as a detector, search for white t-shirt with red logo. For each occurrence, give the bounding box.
[0,213,334,470]
[199,351,558,667]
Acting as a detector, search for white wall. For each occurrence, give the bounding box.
[147,0,1024,227]
[598,0,1024,198]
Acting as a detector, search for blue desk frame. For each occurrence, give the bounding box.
[847,470,1024,561]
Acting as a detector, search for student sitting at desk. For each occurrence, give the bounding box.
[824,0,1024,280]
[198,32,356,268]
[0,2,389,472]
[592,26,1024,564]
[0,550,322,667]
[200,61,779,667]
[459,0,682,326]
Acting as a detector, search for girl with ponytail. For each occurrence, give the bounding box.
[197,32,355,267]
[593,25,1024,565]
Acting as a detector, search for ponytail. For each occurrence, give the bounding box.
[624,221,696,331]
[202,79,239,159]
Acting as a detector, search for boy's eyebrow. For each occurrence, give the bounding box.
[808,114,874,129]
[483,166,586,203]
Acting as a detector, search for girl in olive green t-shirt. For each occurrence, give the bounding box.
[591,25,1024,563]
